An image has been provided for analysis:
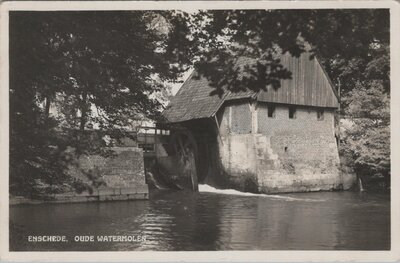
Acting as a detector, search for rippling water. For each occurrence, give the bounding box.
[10,185,390,251]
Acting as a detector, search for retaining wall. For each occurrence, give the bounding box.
[11,145,148,205]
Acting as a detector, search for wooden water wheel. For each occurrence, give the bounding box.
[170,129,199,191]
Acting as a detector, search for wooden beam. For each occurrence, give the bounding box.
[214,115,223,145]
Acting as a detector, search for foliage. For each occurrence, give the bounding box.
[180,9,389,98]
[340,82,390,184]
[9,11,190,196]
[10,11,188,130]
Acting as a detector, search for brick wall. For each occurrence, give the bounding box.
[69,147,145,187]
[65,146,148,200]
[214,101,355,193]
[257,103,334,136]
[257,103,338,169]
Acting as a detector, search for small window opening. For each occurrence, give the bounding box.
[289,106,296,119]
[138,143,154,152]
[268,105,276,118]
[317,109,324,121]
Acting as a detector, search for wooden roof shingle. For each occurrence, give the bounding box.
[162,71,226,123]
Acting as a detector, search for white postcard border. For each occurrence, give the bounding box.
[1,1,399,262]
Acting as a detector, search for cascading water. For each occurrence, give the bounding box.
[359,178,365,192]
[198,184,326,202]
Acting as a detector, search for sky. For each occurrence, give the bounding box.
[170,68,194,96]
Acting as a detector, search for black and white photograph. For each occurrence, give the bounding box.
[1,0,399,261]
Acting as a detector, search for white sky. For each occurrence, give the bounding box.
[170,68,194,96]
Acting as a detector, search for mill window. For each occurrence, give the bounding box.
[289,106,296,119]
[268,105,276,118]
[317,109,324,121]
[231,103,252,134]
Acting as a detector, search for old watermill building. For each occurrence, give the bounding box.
[161,51,356,194]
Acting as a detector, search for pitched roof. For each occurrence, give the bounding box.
[162,71,226,123]
[163,52,339,123]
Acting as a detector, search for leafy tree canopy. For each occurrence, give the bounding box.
[341,81,390,180]
[9,11,192,195]
[179,9,389,97]
[10,11,192,131]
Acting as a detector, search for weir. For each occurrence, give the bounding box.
[198,184,326,202]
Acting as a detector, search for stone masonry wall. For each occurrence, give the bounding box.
[216,101,355,194]
[64,146,148,201]
[217,104,259,191]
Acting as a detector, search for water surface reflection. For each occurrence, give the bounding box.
[10,187,390,251]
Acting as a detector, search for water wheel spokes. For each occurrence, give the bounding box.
[171,130,198,191]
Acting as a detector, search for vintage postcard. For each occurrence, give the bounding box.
[0,0,399,262]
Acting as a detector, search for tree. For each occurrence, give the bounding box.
[9,11,190,196]
[340,81,390,188]
[12,11,190,129]
[180,9,389,98]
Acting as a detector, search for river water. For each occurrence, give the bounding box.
[10,185,390,251]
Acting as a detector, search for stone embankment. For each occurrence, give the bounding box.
[10,144,148,205]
